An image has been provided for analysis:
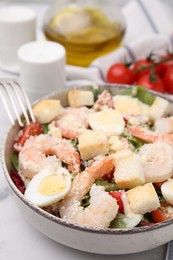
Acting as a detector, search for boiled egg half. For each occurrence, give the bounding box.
[24,167,71,207]
[161,179,173,206]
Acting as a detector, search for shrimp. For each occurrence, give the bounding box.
[93,90,114,111]
[19,134,81,179]
[55,107,91,140]
[139,141,173,183]
[128,126,173,144]
[59,157,118,228]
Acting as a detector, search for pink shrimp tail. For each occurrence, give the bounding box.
[129,126,173,144]
[87,156,115,179]
[55,143,81,174]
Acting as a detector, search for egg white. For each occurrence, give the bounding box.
[24,167,71,207]
[161,179,173,206]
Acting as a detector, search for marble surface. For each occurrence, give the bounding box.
[0,2,171,260]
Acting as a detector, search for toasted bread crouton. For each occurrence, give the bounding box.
[78,130,109,160]
[32,99,64,124]
[149,96,170,121]
[113,150,145,189]
[126,183,160,215]
[68,89,94,107]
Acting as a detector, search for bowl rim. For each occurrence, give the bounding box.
[2,83,173,235]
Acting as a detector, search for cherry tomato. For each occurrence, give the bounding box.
[109,191,124,213]
[131,59,152,81]
[107,63,134,84]
[136,74,165,93]
[156,54,173,77]
[14,122,43,152]
[152,202,173,223]
[163,67,173,94]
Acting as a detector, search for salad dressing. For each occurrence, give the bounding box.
[44,6,125,67]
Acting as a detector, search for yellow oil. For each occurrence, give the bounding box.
[44,6,125,67]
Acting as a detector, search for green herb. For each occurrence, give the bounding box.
[121,86,155,106]
[136,86,155,105]
[11,151,19,171]
[71,139,78,148]
[42,124,49,134]
[94,179,119,192]
[81,194,90,208]
[121,86,137,96]
[109,213,127,228]
[92,87,99,101]
[122,131,146,149]
[144,212,153,223]
[70,173,76,181]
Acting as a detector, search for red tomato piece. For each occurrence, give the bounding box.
[136,74,165,93]
[156,54,173,77]
[14,122,43,152]
[163,67,173,94]
[152,202,173,223]
[106,63,134,84]
[131,59,152,81]
[10,169,25,194]
[109,191,124,213]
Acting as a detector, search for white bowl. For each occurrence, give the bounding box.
[2,84,173,255]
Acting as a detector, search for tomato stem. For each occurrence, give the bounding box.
[135,56,173,74]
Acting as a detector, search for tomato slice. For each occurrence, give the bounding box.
[14,122,43,152]
[109,191,124,213]
[152,202,173,223]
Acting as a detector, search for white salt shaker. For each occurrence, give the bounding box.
[0,6,36,73]
[18,41,66,101]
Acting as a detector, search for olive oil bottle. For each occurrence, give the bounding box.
[43,1,126,67]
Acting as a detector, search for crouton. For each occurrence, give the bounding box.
[78,130,109,160]
[149,96,170,121]
[113,150,145,189]
[32,99,64,124]
[126,183,160,215]
[68,89,94,107]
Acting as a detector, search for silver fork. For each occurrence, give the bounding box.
[0,79,35,127]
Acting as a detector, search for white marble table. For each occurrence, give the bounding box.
[0,2,171,260]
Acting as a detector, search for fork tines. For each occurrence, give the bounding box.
[0,79,35,127]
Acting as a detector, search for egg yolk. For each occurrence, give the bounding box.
[38,174,67,196]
